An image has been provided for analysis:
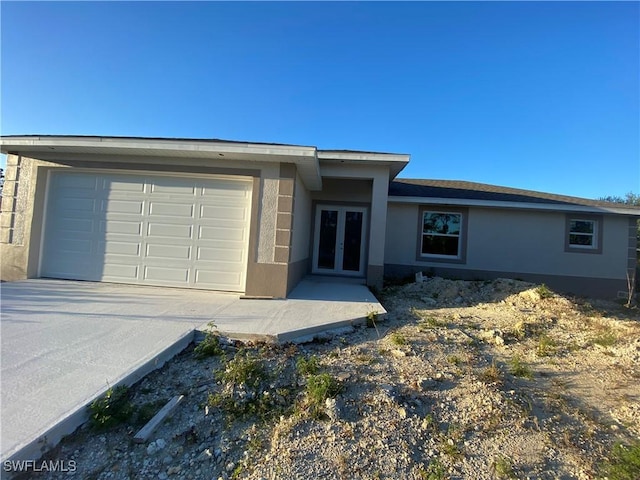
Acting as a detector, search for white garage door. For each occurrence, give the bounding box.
[41,171,252,292]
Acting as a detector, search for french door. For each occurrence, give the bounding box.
[312,205,367,276]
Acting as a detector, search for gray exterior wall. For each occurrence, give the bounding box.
[385,202,635,298]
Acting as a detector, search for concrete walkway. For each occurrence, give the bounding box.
[0,278,384,464]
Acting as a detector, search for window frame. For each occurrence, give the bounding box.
[416,207,468,264]
[564,215,603,254]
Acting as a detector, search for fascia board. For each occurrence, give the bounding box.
[388,196,640,216]
[317,152,410,180]
[0,136,316,158]
[0,135,323,190]
[317,151,410,162]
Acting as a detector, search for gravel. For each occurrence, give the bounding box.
[27,277,640,480]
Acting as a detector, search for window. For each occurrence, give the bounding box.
[565,215,602,254]
[421,211,462,258]
[569,219,596,247]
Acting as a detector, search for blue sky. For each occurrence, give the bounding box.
[1,1,638,199]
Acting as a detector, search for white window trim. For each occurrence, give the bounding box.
[420,211,463,259]
[565,215,603,254]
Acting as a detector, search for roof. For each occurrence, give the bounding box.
[389,179,640,215]
[0,134,317,149]
[0,135,409,190]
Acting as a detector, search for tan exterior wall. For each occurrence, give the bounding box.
[315,163,390,290]
[290,173,312,264]
[385,202,632,297]
[0,154,294,298]
[1,156,66,281]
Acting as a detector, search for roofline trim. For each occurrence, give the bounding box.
[388,195,640,216]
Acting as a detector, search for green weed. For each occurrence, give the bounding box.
[419,458,446,480]
[389,331,408,346]
[509,355,533,379]
[88,385,134,430]
[301,373,343,420]
[599,441,640,480]
[479,361,503,384]
[417,315,446,330]
[492,455,516,478]
[296,355,320,376]
[536,284,554,299]
[194,323,224,359]
[216,350,267,388]
[591,331,618,348]
[536,333,557,357]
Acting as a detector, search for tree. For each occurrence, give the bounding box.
[599,192,640,206]
[599,192,640,241]
[600,192,640,305]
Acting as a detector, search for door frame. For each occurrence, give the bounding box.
[312,204,368,277]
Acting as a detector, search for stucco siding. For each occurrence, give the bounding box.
[467,208,628,279]
[290,173,312,263]
[310,178,372,204]
[0,155,286,296]
[1,156,67,281]
[313,163,390,289]
[385,203,630,281]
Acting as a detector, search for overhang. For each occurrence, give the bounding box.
[388,195,640,216]
[317,150,410,180]
[0,135,324,190]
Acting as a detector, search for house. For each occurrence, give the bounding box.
[1,135,638,299]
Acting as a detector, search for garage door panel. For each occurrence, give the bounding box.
[54,239,93,254]
[146,244,191,260]
[199,225,246,241]
[194,270,243,289]
[103,262,139,277]
[201,181,251,195]
[143,266,190,283]
[101,220,143,235]
[147,223,193,239]
[197,246,244,262]
[55,197,96,212]
[102,241,141,256]
[150,181,197,195]
[149,202,194,218]
[105,178,146,193]
[42,171,251,291]
[55,173,98,190]
[200,205,249,221]
[57,218,94,234]
[104,199,145,215]
[44,255,96,277]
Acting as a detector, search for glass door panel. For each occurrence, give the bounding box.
[313,205,366,276]
[342,211,363,271]
[317,209,338,269]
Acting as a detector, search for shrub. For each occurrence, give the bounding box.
[480,361,502,384]
[216,350,267,389]
[88,385,134,430]
[600,441,640,480]
[389,331,408,346]
[296,355,320,376]
[302,373,343,419]
[194,323,224,359]
[536,333,557,357]
[536,284,554,299]
[509,355,533,379]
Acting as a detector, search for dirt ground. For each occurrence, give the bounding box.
[29,277,640,480]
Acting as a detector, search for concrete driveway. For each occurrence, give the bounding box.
[1,277,384,464]
[0,279,238,464]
